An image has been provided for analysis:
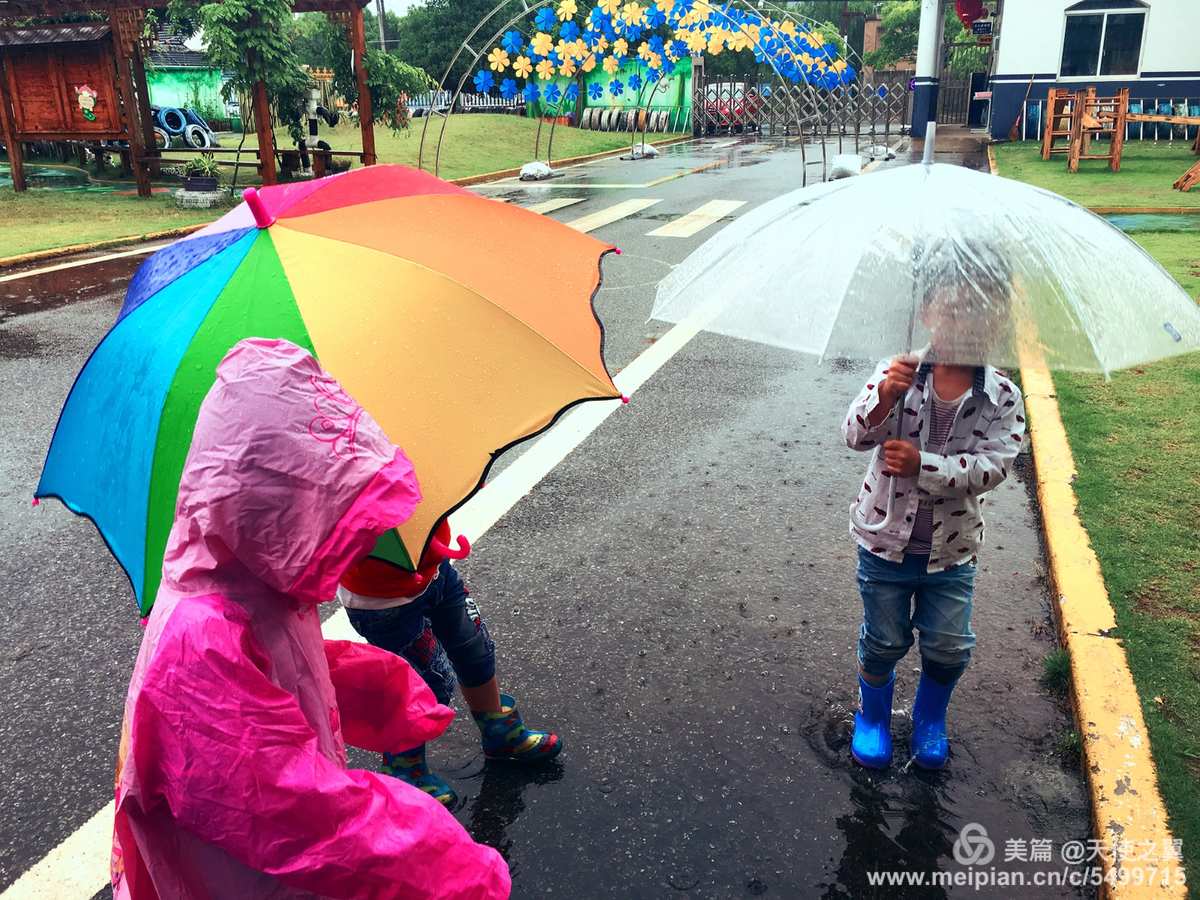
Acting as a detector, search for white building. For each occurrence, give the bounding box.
[912,0,1200,139]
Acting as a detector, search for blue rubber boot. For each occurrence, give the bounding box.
[851,672,894,769]
[911,671,957,769]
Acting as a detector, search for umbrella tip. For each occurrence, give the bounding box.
[243,187,276,229]
[621,394,630,405]
[30,497,39,507]
[614,247,623,255]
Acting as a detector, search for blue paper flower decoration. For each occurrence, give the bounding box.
[565,82,580,102]
[662,57,676,75]
[589,7,607,30]
[646,67,662,84]
[524,81,541,102]
[623,23,643,42]
[588,82,604,100]
[628,71,642,91]
[473,70,495,92]
[609,78,624,97]
[500,77,519,100]
[545,82,563,105]
[534,7,557,32]
[502,30,524,54]
[560,20,580,41]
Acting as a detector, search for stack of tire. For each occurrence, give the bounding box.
[153,106,219,150]
[579,108,672,132]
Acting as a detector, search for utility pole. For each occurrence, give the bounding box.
[375,0,387,50]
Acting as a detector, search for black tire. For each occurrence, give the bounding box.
[183,123,210,149]
[157,107,186,135]
[152,127,170,150]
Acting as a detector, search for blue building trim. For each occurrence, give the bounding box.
[989,76,1200,140]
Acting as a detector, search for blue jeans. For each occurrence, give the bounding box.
[345,561,496,705]
[856,547,976,681]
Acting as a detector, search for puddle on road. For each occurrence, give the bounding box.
[0,256,136,324]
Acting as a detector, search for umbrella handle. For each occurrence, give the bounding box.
[430,533,471,560]
[850,393,906,534]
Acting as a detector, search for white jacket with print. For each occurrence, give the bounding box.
[841,358,1027,572]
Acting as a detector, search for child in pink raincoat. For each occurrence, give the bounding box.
[111,338,510,899]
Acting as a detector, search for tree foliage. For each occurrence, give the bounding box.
[862,1,983,72]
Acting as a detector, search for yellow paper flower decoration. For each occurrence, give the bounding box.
[613,37,629,58]
[595,35,610,53]
[599,0,620,15]
[582,53,598,72]
[779,20,797,38]
[572,39,589,60]
[647,52,663,70]
[810,31,825,48]
[656,0,673,12]
[621,2,645,26]
[513,55,533,78]
[707,33,725,55]
[536,58,556,80]
[684,30,707,52]
[559,58,577,77]
[532,31,554,57]
[487,47,510,72]
[637,41,652,60]
[557,0,577,19]
[603,55,620,74]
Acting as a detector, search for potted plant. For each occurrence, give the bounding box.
[183,154,220,192]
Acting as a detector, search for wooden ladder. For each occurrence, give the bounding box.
[1068,88,1128,173]
[1041,88,1076,160]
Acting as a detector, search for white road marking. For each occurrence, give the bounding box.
[4,280,715,900]
[566,198,661,233]
[523,197,586,215]
[0,244,166,284]
[646,200,747,239]
[710,140,740,149]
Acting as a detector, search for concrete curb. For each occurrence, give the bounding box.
[0,135,697,268]
[0,224,207,270]
[991,141,1188,897]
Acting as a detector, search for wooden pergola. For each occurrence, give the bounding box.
[0,0,377,196]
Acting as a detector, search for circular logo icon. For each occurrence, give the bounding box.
[953,823,995,866]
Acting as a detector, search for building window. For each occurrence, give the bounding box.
[1060,2,1146,78]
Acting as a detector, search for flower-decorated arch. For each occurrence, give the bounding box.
[417,0,863,178]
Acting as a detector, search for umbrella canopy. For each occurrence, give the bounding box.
[652,163,1200,372]
[37,165,620,614]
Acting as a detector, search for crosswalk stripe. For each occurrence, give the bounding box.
[646,200,747,238]
[566,198,661,233]
[523,197,586,215]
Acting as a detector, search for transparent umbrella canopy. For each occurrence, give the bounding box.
[651,162,1200,375]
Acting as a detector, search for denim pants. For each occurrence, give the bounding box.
[856,547,976,682]
[345,561,496,705]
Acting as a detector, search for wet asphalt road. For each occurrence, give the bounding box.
[0,136,1090,898]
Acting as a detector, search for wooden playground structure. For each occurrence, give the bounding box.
[1040,86,1200,191]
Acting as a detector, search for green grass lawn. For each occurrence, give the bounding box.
[0,189,225,258]
[237,114,685,181]
[1,115,685,259]
[994,141,1200,209]
[997,148,1200,885]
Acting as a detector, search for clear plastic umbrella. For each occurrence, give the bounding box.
[652,160,1200,374]
[651,147,1200,532]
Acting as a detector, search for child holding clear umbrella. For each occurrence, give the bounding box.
[841,243,1027,770]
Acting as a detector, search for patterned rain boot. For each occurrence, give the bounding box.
[851,672,895,769]
[381,745,458,806]
[911,671,957,770]
[472,694,562,762]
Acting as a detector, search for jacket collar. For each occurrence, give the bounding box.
[915,359,1002,407]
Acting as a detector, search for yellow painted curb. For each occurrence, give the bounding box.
[992,146,1188,896]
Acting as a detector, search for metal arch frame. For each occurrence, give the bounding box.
[418,0,868,181]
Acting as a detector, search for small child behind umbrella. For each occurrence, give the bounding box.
[841,242,1027,770]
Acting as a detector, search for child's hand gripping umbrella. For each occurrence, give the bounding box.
[36,166,623,614]
[651,157,1200,530]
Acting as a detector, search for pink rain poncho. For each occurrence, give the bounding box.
[111,338,510,899]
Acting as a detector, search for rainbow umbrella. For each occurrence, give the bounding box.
[37,165,621,614]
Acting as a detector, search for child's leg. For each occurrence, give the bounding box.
[909,562,976,769]
[424,562,562,762]
[344,603,460,804]
[855,548,919,682]
[852,548,920,769]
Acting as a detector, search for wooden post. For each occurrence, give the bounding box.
[253,79,277,184]
[111,21,151,197]
[131,45,160,176]
[350,3,377,167]
[0,53,25,192]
